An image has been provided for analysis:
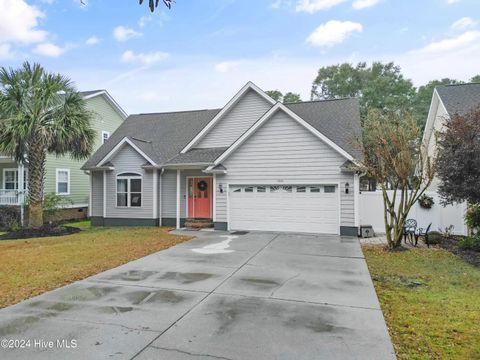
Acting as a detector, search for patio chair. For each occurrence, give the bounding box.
[416,223,432,248]
[403,219,417,245]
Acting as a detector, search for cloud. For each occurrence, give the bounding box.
[296,0,348,13]
[271,0,292,9]
[138,15,152,28]
[121,50,169,65]
[138,91,170,103]
[113,26,142,42]
[451,17,477,31]
[414,31,480,54]
[0,0,47,44]
[32,42,65,57]
[0,43,13,59]
[446,0,460,4]
[215,61,241,73]
[86,36,101,45]
[352,0,380,9]
[306,20,363,47]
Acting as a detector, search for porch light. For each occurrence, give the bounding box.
[219,184,224,193]
[345,183,350,194]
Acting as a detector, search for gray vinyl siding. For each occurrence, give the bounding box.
[91,172,103,217]
[161,169,205,218]
[215,110,355,227]
[196,90,272,148]
[105,144,154,219]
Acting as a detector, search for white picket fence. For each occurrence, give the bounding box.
[359,191,468,236]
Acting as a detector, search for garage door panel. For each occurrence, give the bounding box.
[229,185,339,234]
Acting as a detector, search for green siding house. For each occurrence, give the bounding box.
[0,90,127,218]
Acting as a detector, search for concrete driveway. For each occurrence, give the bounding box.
[0,231,395,360]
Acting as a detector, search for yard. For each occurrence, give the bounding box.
[0,221,191,308]
[363,245,480,360]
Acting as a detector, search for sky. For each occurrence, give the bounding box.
[0,0,479,114]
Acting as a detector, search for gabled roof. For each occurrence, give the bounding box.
[436,83,480,116]
[82,109,220,170]
[80,89,128,120]
[166,147,228,165]
[180,82,276,153]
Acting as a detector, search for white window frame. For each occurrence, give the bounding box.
[102,131,110,144]
[116,172,143,208]
[56,169,70,195]
[3,168,28,191]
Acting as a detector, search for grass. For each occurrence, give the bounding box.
[0,221,191,308]
[363,245,480,360]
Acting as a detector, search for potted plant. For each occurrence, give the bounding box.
[418,194,434,209]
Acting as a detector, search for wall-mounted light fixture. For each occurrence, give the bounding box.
[219,184,224,193]
[345,182,350,194]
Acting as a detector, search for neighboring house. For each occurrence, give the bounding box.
[423,83,480,189]
[0,90,127,219]
[83,82,362,236]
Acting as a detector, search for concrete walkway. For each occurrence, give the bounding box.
[0,231,395,359]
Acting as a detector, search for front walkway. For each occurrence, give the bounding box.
[0,231,395,359]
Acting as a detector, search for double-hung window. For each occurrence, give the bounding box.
[102,131,110,144]
[3,169,18,190]
[56,169,70,195]
[117,173,142,207]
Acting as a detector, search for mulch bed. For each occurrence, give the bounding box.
[439,237,480,267]
[0,226,81,240]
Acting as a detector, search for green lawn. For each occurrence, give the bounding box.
[363,245,480,360]
[0,221,191,308]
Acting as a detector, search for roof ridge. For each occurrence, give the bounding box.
[286,97,357,105]
[133,108,222,116]
[439,82,480,88]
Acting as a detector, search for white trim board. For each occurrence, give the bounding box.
[180,82,276,154]
[56,168,71,195]
[211,103,354,167]
[97,137,157,167]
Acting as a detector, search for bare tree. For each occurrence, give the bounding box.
[359,109,436,249]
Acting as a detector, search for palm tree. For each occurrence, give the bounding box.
[0,62,95,228]
[139,0,173,12]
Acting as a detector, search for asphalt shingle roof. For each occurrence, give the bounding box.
[82,97,362,170]
[436,83,480,116]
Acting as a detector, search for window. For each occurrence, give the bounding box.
[116,173,142,207]
[310,186,320,193]
[244,186,254,193]
[257,186,266,193]
[56,169,70,195]
[296,186,306,193]
[233,188,241,193]
[102,131,110,144]
[3,169,17,190]
[324,185,336,193]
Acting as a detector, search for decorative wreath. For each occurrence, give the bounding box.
[197,180,208,192]
[418,194,434,209]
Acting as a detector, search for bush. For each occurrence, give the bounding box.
[0,206,21,231]
[42,193,73,225]
[459,234,480,252]
[465,204,480,232]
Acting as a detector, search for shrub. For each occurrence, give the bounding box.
[42,193,73,225]
[0,206,21,231]
[465,204,480,232]
[459,234,480,252]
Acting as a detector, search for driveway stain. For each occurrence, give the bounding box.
[127,290,186,305]
[240,278,280,287]
[159,272,213,284]
[0,316,40,337]
[60,286,116,302]
[99,306,134,315]
[111,270,156,281]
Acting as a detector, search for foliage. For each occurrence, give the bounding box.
[360,109,435,249]
[438,225,455,239]
[42,193,74,224]
[266,90,301,103]
[139,0,173,12]
[363,245,480,359]
[418,194,434,209]
[0,223,192,308]
[459,234,480,252]
[471,75,480,83]
[0,62,95,228]
[0,206,21,231]
[465,204,480,232]
[311,62,416,120]
[437,108,480,205]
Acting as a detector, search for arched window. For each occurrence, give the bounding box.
[116,172,142,207]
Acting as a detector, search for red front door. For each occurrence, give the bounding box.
[188,177,212,219]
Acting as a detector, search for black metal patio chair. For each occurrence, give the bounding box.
[403,219,417,245]
[415,223,433,248]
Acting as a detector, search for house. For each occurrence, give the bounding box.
[0,90,127,220]
[82,82,362,235]
[423,83,480,189]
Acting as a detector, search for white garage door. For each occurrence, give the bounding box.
[229,185,339,234]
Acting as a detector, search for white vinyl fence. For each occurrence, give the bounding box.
[359,191,468,236]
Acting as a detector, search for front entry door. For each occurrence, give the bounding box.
[188,177,212,218]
